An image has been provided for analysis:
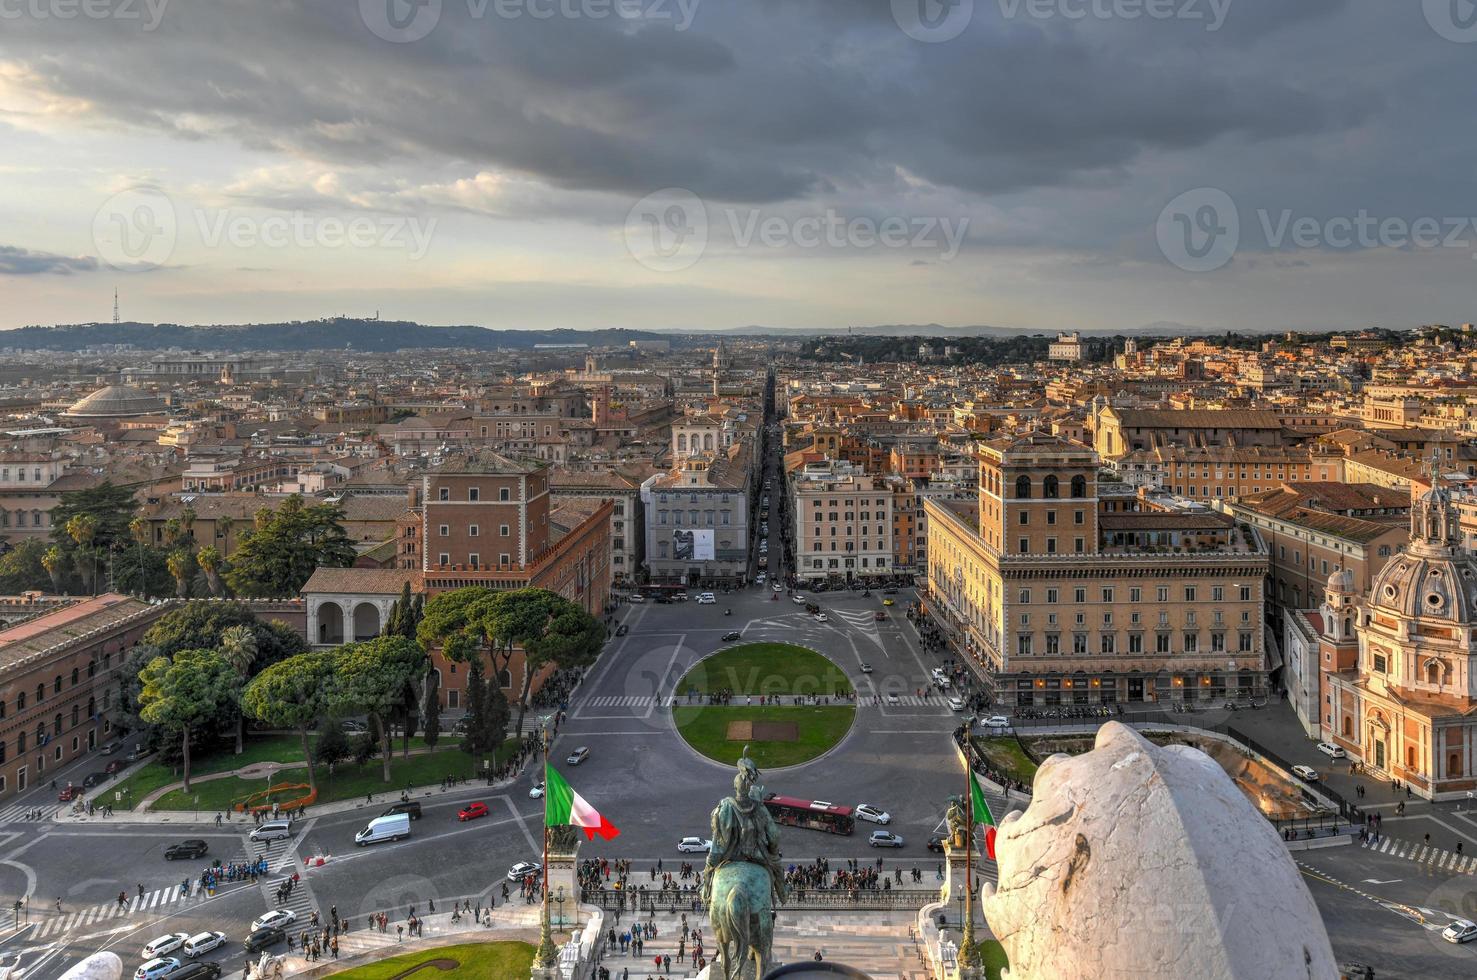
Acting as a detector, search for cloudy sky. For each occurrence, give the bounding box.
[1,0,1474,333]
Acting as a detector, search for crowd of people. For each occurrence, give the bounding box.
[198,857,270,892]
[683,689,856,706]
[780,857,927,898]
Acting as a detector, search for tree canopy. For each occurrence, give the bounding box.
[242,651,337,792]
[332,635,427,783]
[223,495,356,598]
[137,648,238,792]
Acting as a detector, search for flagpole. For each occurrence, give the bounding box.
[536,714,556,969]
[960,770,979,973]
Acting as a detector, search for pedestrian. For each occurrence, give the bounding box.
[397,924,404,942]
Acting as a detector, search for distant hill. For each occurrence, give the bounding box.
[0,319,670,353]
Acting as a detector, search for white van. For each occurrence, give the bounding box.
[355,812,410,846]
[249,819,293,843]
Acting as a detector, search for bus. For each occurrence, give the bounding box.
[762,794,855,835]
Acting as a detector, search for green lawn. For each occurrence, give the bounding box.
[972,940,1010,980]
[972,736,1039,785]
[680,643,853,697]
[147,739,523,812]
[674,705,854,769]
[328,941,534,979]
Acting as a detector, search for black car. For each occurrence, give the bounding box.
[382,801,422,820]
[721,631,742,642]
[615,624,629,636]
[654,596,673,604]
[81,771,108,789]
[927,835,946,853]
[883,588,898,595]
[164,839,209,860]
[244,926,286,953]
[172,963,224,980]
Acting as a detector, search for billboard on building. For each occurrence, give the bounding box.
[672,528,715,562]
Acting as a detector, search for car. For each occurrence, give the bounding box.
[242,927,285,954]
[677,837,713,853]
[508,861,542,882]
[792,595,806,605]
[628,593,645,603]
[926,835,946,853]
[250,910,296,933]
[340,719,368,733]
[859,663,873,674]
[773,582,783,592]
[104,759,126,775]
[721,630,743,642]
[99,740,121,755]
[881,598,894,606]
[947,697,966,711]
[616,624,629,636]
[934,676,951,690]
[868,831,905,848]
[83,771,109,789]
[883,588,898,595]
[1442,918,1477,943]
[458,801,489,822]
[182,931,226,958]
[673,592,688,601]
[135,957,182,980]
[1315,741,1346,759]
[125,746,152,763]
[874,611,888,621]
[1291,765,1320,782]
[164,839,209,861]
[696,593,716,604]
[529,781,545,799]
[814,613,828,623]
[381,800,422,820]
[981,715,1010,729]
[57,784,80,802]
[886,694,900,705]
[855,803,891,825]
[655,595,673,604]
[566,746,590,766]
[142,933,191,959]
[170,964,223,980]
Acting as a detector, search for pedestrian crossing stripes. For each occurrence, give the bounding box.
[0,802,57,824]
[25,884,195,939]
[1361,834,1476,873]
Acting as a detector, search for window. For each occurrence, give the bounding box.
[438,552,450,565]
[1018,537,1029,554]
[469,488,480,501]
[1018,511,1029,525]
[53,676,61,695]
[1074,537,1084,553]
[1239,586,1251,602]
[1043,475,1059,498]
[500,524,510,536]
[1074,588,1086,603]
[1100,634,1116,654]
[499,488,511,502]
[1183,632,1199,653]
[1372,652,1387,673]
[1211,586,1223,602]
[1071,475,1087,498]
[1101,588,1114,603]
[1046,588,1058,604]
[1184,587,1197,602]
[1128,633,1143,653]
[1157,586,1169,602]
[1015,475,1031,499]
[1045,634,1060,655]
[1046,538,1057,553]
[469,553,479,567]
[1239,632,1253,652]
[468,524,479,537]
[438,524,449,537]
[1046,510,1056,525]
[1156,633,1171,654]
[438,487,450,501]
[500,553,511,566]
[1073,633,1088,654]
[1017,635,1033,657]
[1130,587,1141,603]
[1019,589,1031,604]
[71,668,79,686]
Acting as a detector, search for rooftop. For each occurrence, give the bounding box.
[0,594,156,673]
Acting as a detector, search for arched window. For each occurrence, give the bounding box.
[16,691,25,711]
[104,653,112,670]
[71,705,80,728]
[87,696,96,717]
[53,714,62,736]
[677,434,687,452]
[35,684,43,704]
[1042,475,1059,499]
[498,668,512,688]
[1014,475,1032,499]
[53,675,62,695]
[16,731,25,753]
[0,698,6,719]
[71,667,80,687]
[87,660,96,678]
[1341,716,1352,738]
[0,740,6,764]
[1070,475,1087,498]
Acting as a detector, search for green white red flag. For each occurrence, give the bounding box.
[969,770,997,860]
[545,764,620,841]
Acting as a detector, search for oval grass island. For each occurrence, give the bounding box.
[673,642,856,769]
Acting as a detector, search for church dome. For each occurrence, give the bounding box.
[1367,550,1477,626]
[65,384,165,418]
[1325,568,1356,595]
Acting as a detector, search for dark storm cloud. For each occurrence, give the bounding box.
[0,245,99,275]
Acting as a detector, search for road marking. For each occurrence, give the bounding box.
[1361,878,1402,884]
[501,797,541,856]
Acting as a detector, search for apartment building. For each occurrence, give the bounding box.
[1114,445,1340,501]
[789,458,894,583]
[641,448,753,586]
[925,432,1270,708]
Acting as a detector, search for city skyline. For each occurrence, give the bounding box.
[2,3,1476,333]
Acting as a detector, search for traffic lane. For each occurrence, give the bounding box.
[22,828,254,903]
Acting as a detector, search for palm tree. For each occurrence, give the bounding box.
[216,515,235,557]
[220,624,258,754]
[196,545,225,597]
[166,549,195,599]
[162,518,183,548]
[41,545,65,594]
[179,506,197,544]
[65,513,98,594]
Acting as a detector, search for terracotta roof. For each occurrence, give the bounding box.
[301,567,417,596]
[0,594,156,671]
[1100,512,1233,531]
[1110,409,1284,429]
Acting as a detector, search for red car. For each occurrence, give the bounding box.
[457,802,489,822]
[58,784,80,802]
[104,760,125,775]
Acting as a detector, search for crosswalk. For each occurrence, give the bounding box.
[0,801,58,823]
[1361,834,1477,873]
[24,882,198,939]
[582,693,951,709]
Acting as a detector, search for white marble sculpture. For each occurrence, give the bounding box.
[56,952,124,980]
[981,722,1338,980]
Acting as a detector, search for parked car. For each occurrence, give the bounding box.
[250,910,296,933]
[141,933,191,959]
[458,801,489,822]
[868,831,905,848]
[164,840,209,861]
[134,957,182,980]
[99,741,121,755]
[1315,742,1346,759]
[242,927,285,954]
[980,715,1010,729]
[182,932,226,958]
[104,759,126,775]
[566,746,590,766]
[83,772,109,789]
[721,631,742,642]
[57,784,80,802]
[854,803,891,825]
[125,745,152,763]
[381,801,422,820]
[615,624,629,636]
[773,582,783,592]
[654,595,673,604]
[508,861,542,882]
[677,837,712,853]
[1291,765,1320,782]
[1443,918,1477,944]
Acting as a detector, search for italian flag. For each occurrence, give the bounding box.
[545,764,620,841]
[969,771,998,861]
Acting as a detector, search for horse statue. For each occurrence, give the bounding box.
[703,747,787,980]
[251,951,285,980]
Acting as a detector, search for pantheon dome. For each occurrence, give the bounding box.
[64,384,165,419]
